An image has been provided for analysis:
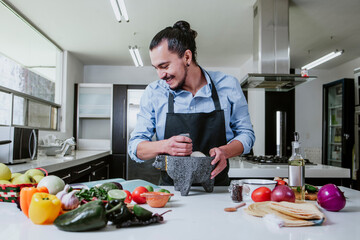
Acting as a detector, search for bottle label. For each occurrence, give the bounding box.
[288,165,305,186]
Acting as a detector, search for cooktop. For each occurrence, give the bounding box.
[243,155,316,165]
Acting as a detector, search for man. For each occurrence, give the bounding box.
[128,20,255,186]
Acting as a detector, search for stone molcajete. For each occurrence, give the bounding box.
[153,155,215,196]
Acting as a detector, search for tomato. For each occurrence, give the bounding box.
[132,186,148,204]
[123,190,132,204]
[276,180,287,185]
[251,187,272,202]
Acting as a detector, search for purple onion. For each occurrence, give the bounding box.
[317,184,346,212]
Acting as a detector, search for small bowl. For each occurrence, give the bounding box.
[241,179,277,200]
[140,192,174,208]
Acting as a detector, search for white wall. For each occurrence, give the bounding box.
[295,57,360,162]
[40,51,84,141]
[83,58,253,84]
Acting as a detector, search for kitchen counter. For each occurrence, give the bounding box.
[1,186,359,240]
[229,157,350,178]
[6,150,111,174]
[6,152,350,180]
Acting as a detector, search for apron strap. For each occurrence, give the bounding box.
[168,92,175,113]
[167,70,222,113]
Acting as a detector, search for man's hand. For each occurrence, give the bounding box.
[164,135,192,156]
[209,147,227,179]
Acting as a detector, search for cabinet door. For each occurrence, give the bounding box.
[110,154,126,179]
[91,164,109,181]
[75,83,113,151]
[112,85,127,154]
[71,163,92,183]
[51,169,72,184]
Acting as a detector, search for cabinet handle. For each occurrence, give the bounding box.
[92,161,105,167]
[123,98,126,140]
[61,174,71,180]
[74,166,91,174]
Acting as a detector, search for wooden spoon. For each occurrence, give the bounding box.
[224,202,246,212]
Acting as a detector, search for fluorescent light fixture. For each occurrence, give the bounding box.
[117,0,129,22]
[301,50,344,70]
[129,46,143,67]
[110,0,129,22]
[134,47,144,67]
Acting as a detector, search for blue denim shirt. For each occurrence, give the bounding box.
[128,69,255,162]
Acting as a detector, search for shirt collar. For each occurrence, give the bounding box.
[165,66,212,97]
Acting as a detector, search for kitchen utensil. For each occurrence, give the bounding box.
[224,202,246,212]
[153,155,215,196]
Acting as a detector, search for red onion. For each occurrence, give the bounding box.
[271,185,295,202]
[317,184,346,212]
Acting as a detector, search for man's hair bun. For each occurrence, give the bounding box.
[173,21,197,39]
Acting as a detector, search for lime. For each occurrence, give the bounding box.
[158,188,171,201]
[144,185,154,192]
[107,189,127,201]
[158,188,170,194]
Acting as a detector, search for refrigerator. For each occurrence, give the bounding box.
[322,78,354,173]
[126,89,161,185]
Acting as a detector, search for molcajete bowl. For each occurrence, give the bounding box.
[153,155,215,196]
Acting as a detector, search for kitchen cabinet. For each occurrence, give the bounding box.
[111,85,147,180]
[75,83,113,151]
[74,84,147,180]
[51,156,110,184]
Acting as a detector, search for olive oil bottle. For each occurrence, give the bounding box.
[288,132,305,201]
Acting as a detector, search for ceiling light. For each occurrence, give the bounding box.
[129,46,143,67]
[301,50,344,70]
[110,0,129,22]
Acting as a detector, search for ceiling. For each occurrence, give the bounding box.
[3,0,360,70]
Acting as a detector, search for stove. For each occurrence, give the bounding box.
[243,155,316,165]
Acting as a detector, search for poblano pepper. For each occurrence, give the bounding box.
[54,200,107,232]
[105,200,133,224]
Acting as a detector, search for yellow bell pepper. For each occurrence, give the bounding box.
[28,192,61,225]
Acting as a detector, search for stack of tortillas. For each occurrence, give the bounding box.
[245,201,326,227]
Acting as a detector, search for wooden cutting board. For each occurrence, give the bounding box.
[295,191,318,201]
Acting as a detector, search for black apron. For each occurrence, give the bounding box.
[161,72,230,186]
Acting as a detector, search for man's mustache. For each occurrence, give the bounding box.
[162,75,175,81]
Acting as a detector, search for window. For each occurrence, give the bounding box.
[0,1,63,130]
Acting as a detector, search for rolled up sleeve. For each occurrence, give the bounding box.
[127,87,156,162]
[228,80,255,155]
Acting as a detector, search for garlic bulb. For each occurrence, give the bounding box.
[61,191,79,210]
[56,184,71,200]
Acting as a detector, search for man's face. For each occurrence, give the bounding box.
[150,40,187,90]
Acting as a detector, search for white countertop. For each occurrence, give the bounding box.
[229,157,351,178]
[1,186,359,240]
[6,150,110,174]
[6,152,350,180]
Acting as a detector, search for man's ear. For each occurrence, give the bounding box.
[183,49,192,66]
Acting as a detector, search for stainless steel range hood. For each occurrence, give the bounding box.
[241,73,317,91]
[241,0,317,91]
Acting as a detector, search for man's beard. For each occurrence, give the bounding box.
[170,65,188,90]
